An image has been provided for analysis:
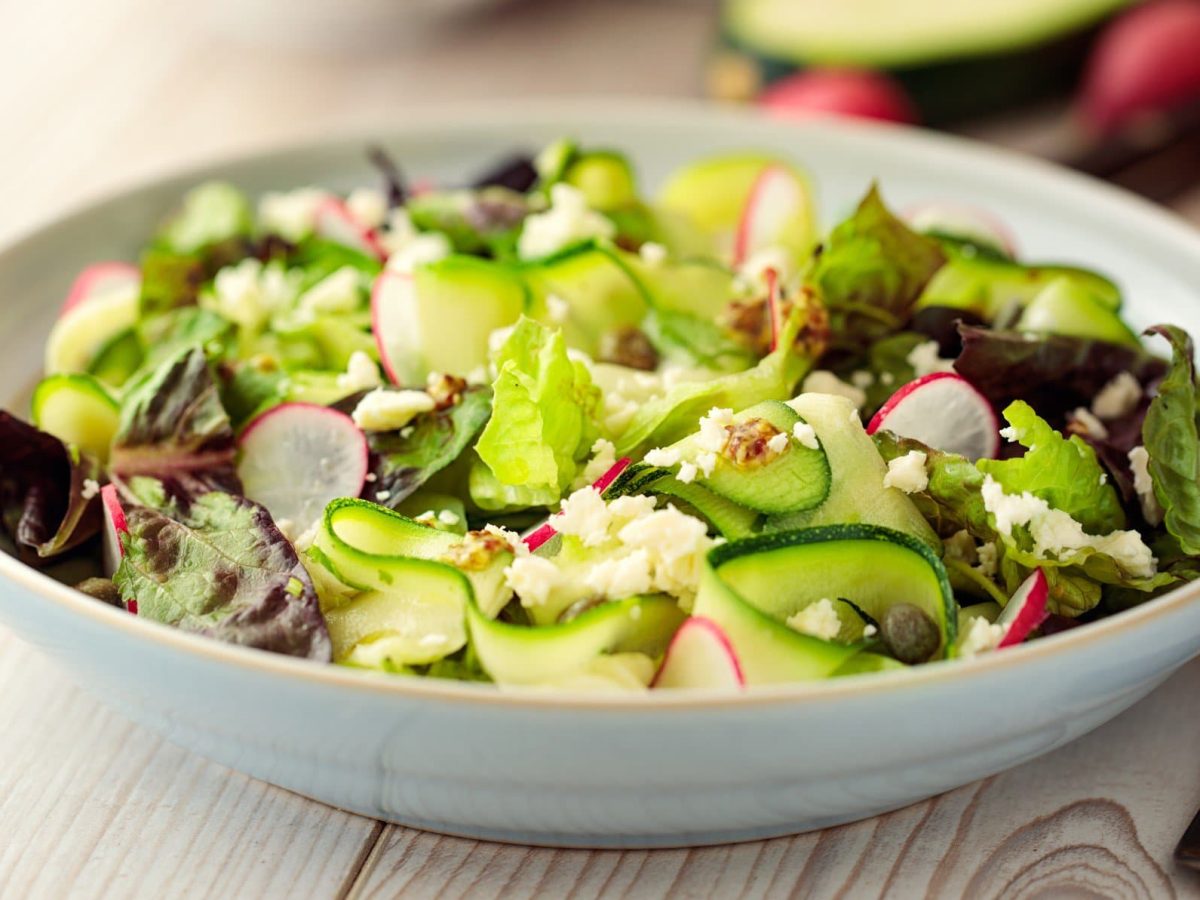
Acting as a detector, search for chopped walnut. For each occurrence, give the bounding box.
[442,529,511,571]
[598,326,659,371]
[723,418,786,469]
[425,372,468,410]
[718,285,828,359]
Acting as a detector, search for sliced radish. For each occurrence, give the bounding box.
[523,457,633,553]
[758,69,918,125]
[101,484,128,580]
[867,372,1000,461]
[997,569,1050,649]
[237,403,369,537]
[372,271,421,386]
[314,197,388,261]
[652,617,745,689]
[61,262,140,317]
[732,164,807,267]
[903,202,1018,258]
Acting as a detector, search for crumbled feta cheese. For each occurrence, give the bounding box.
[298,266,363,315]
[505,555,561,607]
[517,183,616,260]
[959,616,1005,659]
[345,187,388,229]
[880,372,895,386]
[850,370,875,389]
[466,366,489,386]
[552,487,612,547]
[638,241,668,266]
[677,461,698,484]
[976,541,999,577]
[766,432,790,454]
[585,548,653,598]
[696,452,718,478]
[578,438,617,487]
[906,340,956,378]
[943,529,976,563]
[1092,371,1141,420]
[546,293,570,324]
[488,325,516,357]
[258,187,331,241]
[208,259,298,331]
[608,494,657,525]
[697,407,735,452]
[863,624,878,639]
[1071,407,1109,440]
[385,231,452,274]
[792,420,819,450]
[785,598,842,641]
[364,472,377,483]
[81,479,100,501]
[376,490,392,502]
[882,450,929,493]
[293,522,320,552]
[799,371,866,408]
[399,426,415,439]
[336,350,383,394]
[1128,446,1164,526]
[351,388,435,432]
[617,504,714,598]
[437,510,460,526]
[603,393,640,434]
[999,425,1022,443]
[643,447,680,468]
[981,475,1156,576]
[483,523,527,556]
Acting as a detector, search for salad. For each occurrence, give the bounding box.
[2,139,1198,692]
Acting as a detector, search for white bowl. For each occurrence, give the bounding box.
[2,101,1199,849]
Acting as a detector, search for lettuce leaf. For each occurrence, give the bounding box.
[365,387,492,508]
[1142,325,1200,555]
[954,325,1165,425]
[114,486,330,660]
[613,299,819,456]
[473,318,600,509]
[807,185,946,362]
[109,348,241,498]
[978,400,1126,535]
[0,412,102,564]
[873,431,990,539]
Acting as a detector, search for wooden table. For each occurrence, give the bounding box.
[3,0,1200,896]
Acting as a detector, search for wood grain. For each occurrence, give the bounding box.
[5,0,1200,896]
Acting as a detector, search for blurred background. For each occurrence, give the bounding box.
[3,0,1200,246]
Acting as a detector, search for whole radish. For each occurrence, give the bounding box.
[1080,0,1200,133]
[758,69,918,125]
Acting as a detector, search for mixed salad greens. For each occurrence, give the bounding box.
[4,138,1199,692]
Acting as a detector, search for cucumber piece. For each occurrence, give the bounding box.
[624,253,740,319]
[44,284,140,375]
[87,328,145,389]
[710,525,955,657]
[534,138,577,185]
[603,464,760,539]
[523,243,650,356]
[563,151,638,211]
[832,650,907,676]
[285,371,356,407]
[656,153,816,260]
[1015,277,1140,347]
[765,393,939,549]
[31,374,120,463]
[693,563,859,684]
[384,256,529,384]
[466,594,685,686]
[916,254,1122,323]
[666,400,830,515]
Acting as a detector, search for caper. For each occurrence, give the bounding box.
[75,577,123,608]
[598,326,659,371]
[880,603,941,665]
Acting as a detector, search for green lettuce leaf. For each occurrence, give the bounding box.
[114,487,331,660]
[873,431,989,539]
[1142,325,1200,556]
[807,185,946,361]
[158,182,254,255]
[364,387,492,509]
[110,348,241,498]
[978,400,1126,535]
[473,318,601,509]
[613,300,817,456]
[0,412,102,564]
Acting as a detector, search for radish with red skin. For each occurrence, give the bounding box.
[758,69,917,125]
[902,202,1018,258]
[652,616,745,689]
[371,271,415,386]
[100,484,136,613]
[1080,0,1200,133]
[764,267,783,352]
[732,165,808,267]
[314,197,388,261]
[868,372,1000,461]
[237,403,369,537]
[61,262,139,316]
[997,569,1050,649]
[522,457,633,552]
